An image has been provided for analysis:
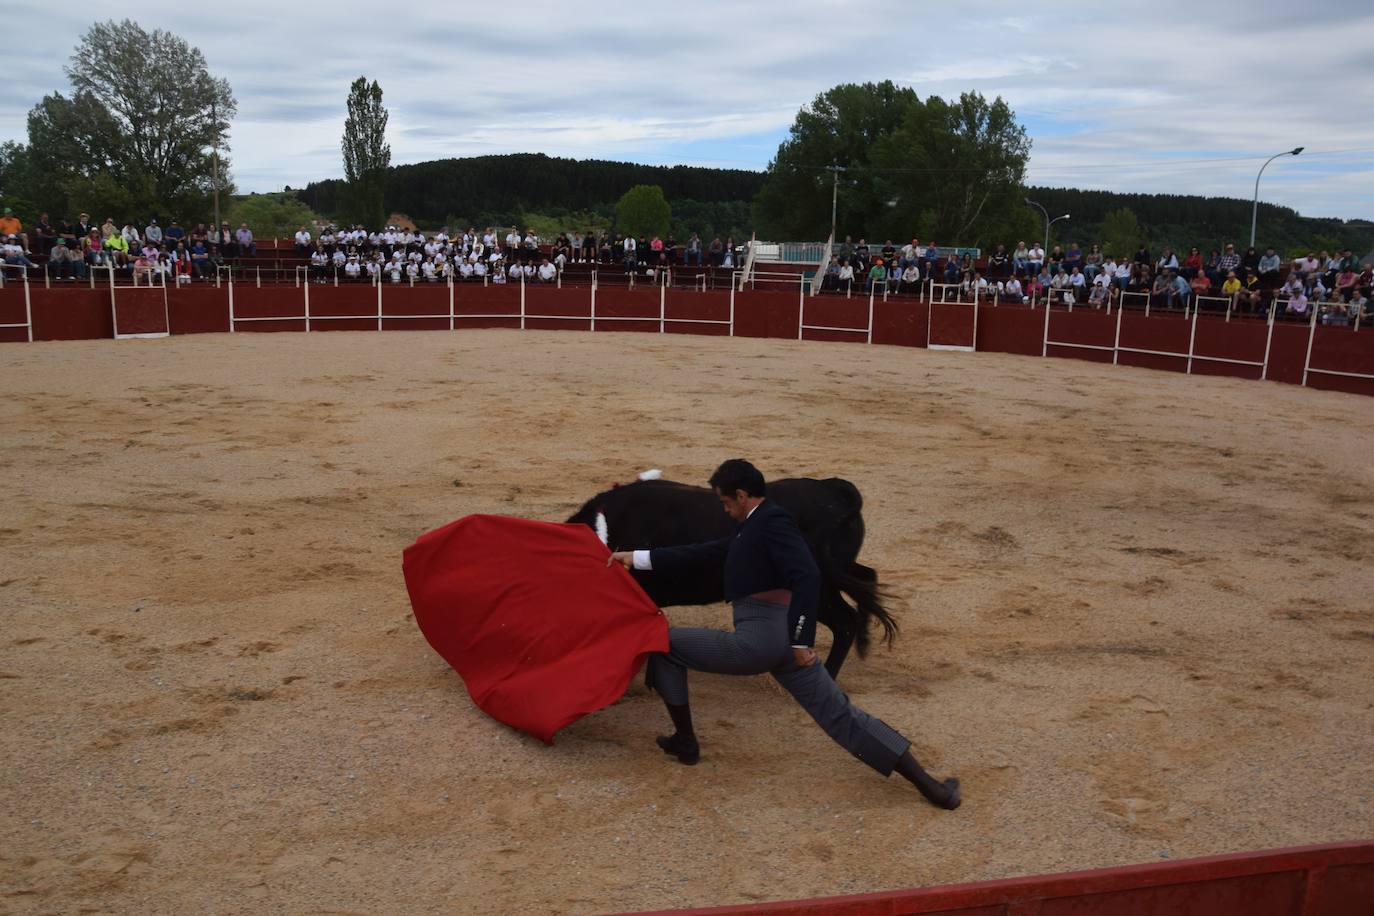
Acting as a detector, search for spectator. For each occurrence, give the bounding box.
[624,234,638,268]
[172,243,193,285]
[1241,246,1261,278]
[1182,247,1203,279]
[1285,288,1309,320]
[1088,282,1109,309]
[900,262,920,294]
[1027,242,1044,275]
[1063,242,1082,273]
[236,223,256,257]
[901,238,921,269]
[866,258,886,292]
[3,233,36,271]
[988,244,1008,278]
[1026,271,1045,302]
[100,216,118,239]
[164,220,185,247]
[33,212,56,256]
[1221,269,1243,305]
[1167,270,1191,309]
[1156,247,1179,272]
[1150,270,1172,307]
[294,225,312,256]
[1190,270,1212,297]
[215,222,233,256]
[1214,244,1241,285]
[104,230,130,267]
[837,258,855,291]
[1011,240,1029,275]
[121,222,142,248]
[190,239,209,279]
[1047,244,1065,275]
[0,208,29,253]
[537,258,557,283]
[1003,274,1024,303]
[146,218,163,247]
[944,257,962,285]
[1068,266,1086,300]
[1133,244,1153,270]
[684,233,701,267]
[1083,244,1104,280]
[1348,289,1369,322]
[1258,247,1282,287]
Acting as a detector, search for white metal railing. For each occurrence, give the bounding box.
[0,268,34,342]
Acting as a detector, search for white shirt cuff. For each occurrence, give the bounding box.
[631,550,653,570]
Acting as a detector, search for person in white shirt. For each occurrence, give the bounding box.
[469,240,484,263]
[332,249,347,268]
[554,250,567,271]
[537,259,557,282]
[1028,244,1045,272]
[404,261,419,282]
[474,261,488,279]
[365,260,379,281]
[623,235,638,264]
[1003,276,1024,302]
[421,259,437,281]
[900,264,920,291]
[491,264,506,284]
[837,260,855,286]
[344,257,361,280]
[508,261,522,280]
[458,261,474,280]
[505,230,521,252]
[523,231,539,250]
[294,226,312,254]
[1069,267,1086,293]
[521,262,536,281]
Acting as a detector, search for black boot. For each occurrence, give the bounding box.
[896,749,960,809]
[655,702,699,765]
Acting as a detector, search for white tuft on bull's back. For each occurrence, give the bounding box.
[595,512,609,545]
[638,469,663,481]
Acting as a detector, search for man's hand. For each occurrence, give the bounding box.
[792,647,818,667]
[608,551,635,569]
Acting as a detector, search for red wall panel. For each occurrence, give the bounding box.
[381,285,449,318]
[979,306,1046,357]
[527,284,591,320]
[596,288,661,321]
[871,298,928,348]
[664,289,730,326]
[30,288,112,340]
[113,288,170,336]
[0,285,29,342]
[1045,309,1115,349]
[234,286,305,320]
[734,290,801,339]
[929,303,976,348]
[167,286,230,335]
[1265,322,1311,385]
[454,283,520,318]
[308,284,377,318]
[1189,316,1267,380]
[1117,312,1191,373]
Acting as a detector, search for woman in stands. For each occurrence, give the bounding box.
[1012,241,1030,275]
[1182,247,1203,279]
[1083,244,1103,280]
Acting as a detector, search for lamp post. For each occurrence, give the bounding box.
[825,163,847,246]
[1250,147,1303,248]
[1024,198,1069,261]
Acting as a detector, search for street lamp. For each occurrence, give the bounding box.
[1024,198,1070,259]
[1250,147,1303,248]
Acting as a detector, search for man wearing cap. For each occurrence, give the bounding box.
[0,208,28,253]
[164,220,185,248]
[145,218,163,247]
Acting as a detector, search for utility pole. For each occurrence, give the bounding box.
[1251,147,1303,248]
[825,163,846,245]
[211,100,221,232]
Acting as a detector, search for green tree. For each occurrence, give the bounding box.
[752,81,920,240]
[614,184,671,237]
[25,20,236,220]
[341,77,390,228]
[1101,207,1144,258]
[870,92,1031,247]
[227,193,322,241]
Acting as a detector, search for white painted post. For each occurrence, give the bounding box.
[590,272,597,332]
[1301,305,1319,387]
[1186,304,1199,374]
[23,273,33,342]
[867,284,875,345]
[520,276,526,330]
[1260,307,1276,381]
[798,276,805,340]
[1041,294,1052,357]
[448,275,454,332]
[256,266,261,289]
[1112,296,1125,365]
[972,296,980,352]
[659,280,666,334]
[728,283,735,337]
[303,276,310,332]
[376,276,383,331]
[229,279,236,332]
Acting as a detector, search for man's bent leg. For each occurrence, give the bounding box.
[770,656,909,776]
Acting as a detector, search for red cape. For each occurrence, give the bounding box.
[402,514,668,744]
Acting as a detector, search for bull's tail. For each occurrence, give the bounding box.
[814,502,898,657]
[830,560,897,657]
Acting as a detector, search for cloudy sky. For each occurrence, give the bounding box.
[4,0,1373,221]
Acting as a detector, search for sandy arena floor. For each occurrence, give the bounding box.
[1,329,1371,914]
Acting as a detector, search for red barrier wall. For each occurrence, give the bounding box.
[0,286,29,342]
[6,287,1373,398]
[632,840,1374,916]
[30,288,112,341]
[168,286,230,335]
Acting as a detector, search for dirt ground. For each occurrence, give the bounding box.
[1,329,1371,915]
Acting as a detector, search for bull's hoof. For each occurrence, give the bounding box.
[655,733,700,765]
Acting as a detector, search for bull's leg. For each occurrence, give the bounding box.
[818,587,856,680]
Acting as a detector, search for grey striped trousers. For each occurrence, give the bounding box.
[645,597,910,776]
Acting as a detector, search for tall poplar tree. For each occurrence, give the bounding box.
[341,77,390,227]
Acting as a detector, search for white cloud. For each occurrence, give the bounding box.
[2,0,1372,220]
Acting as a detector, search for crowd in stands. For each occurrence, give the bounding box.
[292,224,747,284]
[0,207,258,284]
[817,235,1373,324]
[4,205,1370,324]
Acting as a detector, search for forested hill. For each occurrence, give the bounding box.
[1022,186,1374,255]
[292,153,1371,254]
[296,153,766,228]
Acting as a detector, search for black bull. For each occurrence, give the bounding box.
[567,478,897,679]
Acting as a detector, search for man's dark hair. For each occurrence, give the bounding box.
[709,459,766,497]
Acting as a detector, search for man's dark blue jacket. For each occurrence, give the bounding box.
[648,499,821,647]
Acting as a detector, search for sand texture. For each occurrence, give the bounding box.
[1,329,1371,914]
